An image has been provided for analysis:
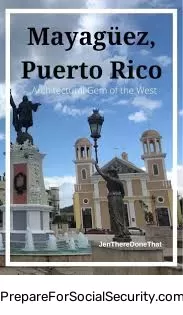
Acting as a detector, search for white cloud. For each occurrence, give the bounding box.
[179,110,183,116]
[127,96,162,123]
[140,49,150,56]
[44,175,76,207]
[167,165,183,196]
[115,99,129,106]
[0,132,5,140]
[128,110,147,122]
[54,103,92,117]
[154,55,171,67]
[132,96,162,111]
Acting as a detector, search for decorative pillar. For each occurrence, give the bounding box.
[128,201,137,227]
[126,179,133,197]
[155,139,158,152]
[141,179,148,196]
[143,142,146,153]
[93,182,102,228]
[146,139,149,153]
[126,180,136,226]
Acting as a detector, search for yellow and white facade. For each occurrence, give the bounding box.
[73,130,176,230]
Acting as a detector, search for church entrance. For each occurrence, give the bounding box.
[155,208,170,226]
[82,208,92,229]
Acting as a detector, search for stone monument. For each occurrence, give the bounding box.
[0,92,53,250]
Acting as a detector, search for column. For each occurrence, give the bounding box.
[126,179,133,197]
[162,159,167,180]
[143,142,146,153]
[93,182,102,228]
[78,146,81,160]
[141,179,148,196]
[128,201,137,227]
[155,139,159,152]
[147,139,150,153]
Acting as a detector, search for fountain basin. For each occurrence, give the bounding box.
[9,232,92,256]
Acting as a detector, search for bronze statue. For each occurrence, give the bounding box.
[95,162,131,241]
[10,90,41,144]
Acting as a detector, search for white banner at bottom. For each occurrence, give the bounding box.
[0,275,182,314]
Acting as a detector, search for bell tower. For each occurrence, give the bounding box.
[140,130,172,226]
[73,138,95,230]
[74,138,93,184]
[141,129,167,180]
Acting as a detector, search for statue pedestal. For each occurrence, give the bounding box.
[113,227,146,243]
[113,235,132,243]
[8,141,53,249]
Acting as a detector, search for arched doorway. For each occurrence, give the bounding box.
[82,208,92,229]
[155,207,170,226]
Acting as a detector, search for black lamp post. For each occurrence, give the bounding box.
[87,109,104,164]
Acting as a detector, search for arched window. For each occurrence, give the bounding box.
[156,140,161,152]
[144,142,148,153]
[81,147,85,158]
[81,169,87,180]
[153,164,159,175]
[86,147,90,158]
[150,141,155,152]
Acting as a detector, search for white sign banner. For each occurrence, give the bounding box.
[0,275,182,314]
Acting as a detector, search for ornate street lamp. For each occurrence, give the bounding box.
[87,109,104,163]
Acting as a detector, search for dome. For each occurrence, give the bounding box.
[75,138,91,146]
[141,130,161,139]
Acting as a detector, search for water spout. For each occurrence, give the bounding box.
[24,228,35,251]
[0,233,4,251]
[47,234,57,251]
[77,232,89,248]
[68,237,76,250]
[64,232,69,244]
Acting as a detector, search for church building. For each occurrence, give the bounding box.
[73,130,174,231]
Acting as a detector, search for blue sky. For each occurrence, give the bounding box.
[0,0,182,206]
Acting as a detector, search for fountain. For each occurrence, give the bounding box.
[64,232,70,244]
[71,231,77,240]
[0,233,4,251]
[77,232,89,248]
[47,234,57,251]
[24,228,35,251]
[68,237,76,250]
